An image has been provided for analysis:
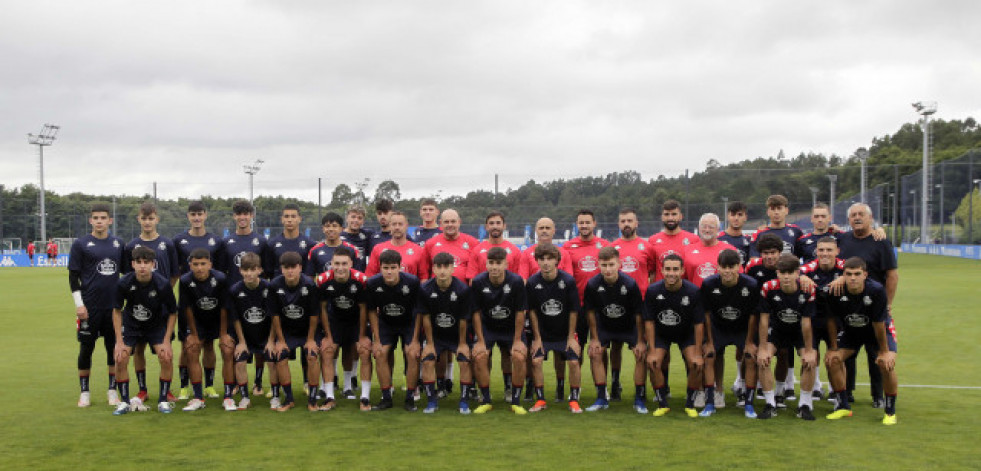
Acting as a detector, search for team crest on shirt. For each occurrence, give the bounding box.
[149,290,157,298]
[579,257,597,272]
[244,307,264,323]
[349,285,358,293]
[113,240,120,248]
[798,294,806,304]
[407,248,414,255]
[595,242,603,249]
[683,238,691,245]
[787,229,794,237]
[252,238,259,246]
[300,241,307,249]
[97,258,117,275]
[435,313,455,328]
[197,297,218,310]
[658,310,681,326]
[621,285,628,295]
[359,233,366,240]
[719,307,740,320]
[132,304,152,321]
[210,278,217,288]
[463,242,470,249]
[208,238,215,246]
[777,308,799,323]
[158,242,166,251]
[284,304,304,319]
[490,306,510,320]
[741,287,749,297]
[604,304,626,319]
[190,281,196,288]
[301,287,309,296]
[335,296,353,309]
[845,313,869,327]
[450,292,457,302]
[621,256,638,272]
[773,295,781,302]
[262,289,268,297]
[401,285,410,295]
[863,296,872,306]
[558,279,566,289]
[503,284,511,294]
[542,299,563,316]
[681,296,689,306]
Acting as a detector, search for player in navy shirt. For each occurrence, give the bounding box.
[366,250,422,411]
[583,247,646,414]
[314,246,370,410]
[340,205,375,271]
[177,248,230,411]
[525,243,583,414]
[69,203,125,408]
[470,247,528,413]
[795,203,840,263]
[307,212,363,276]
[368,199,396,256]
[699,249,761,418]
[266,203,316,278]
[416,252,475,414]
[173,200,225,275]
[644,254,705,418]
[228,252,272,411]
[823,257,899,425]
[414,198,442,247]
[800,236,843,400]
[110,247,179,415]
[268,251,322,412]
[756,254,819,420]
[750,195,804,257]
[717,201,753,266]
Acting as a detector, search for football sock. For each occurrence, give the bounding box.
[343,371,355,390]
[596,383,607,400]
[556,378,565,390]
[79,375,90,393]
[612,368,621,386]
[800,390,813,408]
[271,383,281,398]
[511,384,523,404]
[764,390,776,407]
[635,384,646,401]
[325,382,336,399]
[308,384,318,405]
[159,379,171,403]
[775,382,785,396]
[480,386,491,403]
[885,394,897,415]
[360,381,371,400]
[654,386,668,407]
[424,382,437,402]
[382,387,392,401]
[685,388,696,408]
[136,369,148,392]
[118,381,130,402]
[535,386,545,401]
[224,382,234,399]
[705,384,716,406]
[569,387,581,402]
[460,382,472,401]
[108,373,116,390]
[204,368,216,388]
[745,388,756,407]
[255,366,264,387]
[835,390,851,410]
[238,383,250,399]
[192,382,203,400]
[503,373,512,391]
[179,367,189,389]
[282,383,294,404]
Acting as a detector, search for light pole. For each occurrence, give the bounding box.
[827,174,837,225]
[857,148,869,203]
[809,186,818,208]
[910,189,918,242]
[243,159,264,208]
[936,183,944,243]
[913,101,937,244]
[27,124,60,244]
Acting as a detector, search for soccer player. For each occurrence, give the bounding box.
[340,205,373,271]
[698,249,761,418]
[649,200,698,281]
[683,213,737,288]
[795,203,838,263]
[423,209,479,281]
[745,233,782,288]
[227,252,273,411]
[267,251,322,412]
[416,252,475,414]
[518,217,573,279]
[583,247,647,413]
[368,198,398,255]
[366,211,428,278]
[470,247,529,414]
[173,200,225,275]
[27,240,35,267]
[415,198,442,246]
[266,203,316,277]
[755,254,819,420]
[644,254,704,418]
[315,246,372,411]
[177,248,231,411]
[717,201,752,266]
[467,211,523,281]
[121,202,181,403]
[831,202,898,408]
[799,236,843,400]
[69,203,124,408]
[110,246,178,415]
[47,238,58,266]
[823,257,899,424]
[221,200,272,396]
[365,250,422,411]
[525,243,583,414]
[306,212,361,277]
[750,195,803,257]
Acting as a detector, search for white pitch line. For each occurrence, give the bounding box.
[854,382,981,390]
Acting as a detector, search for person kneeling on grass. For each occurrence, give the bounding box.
[111,246,178,415]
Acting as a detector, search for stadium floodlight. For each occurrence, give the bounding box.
[913,101,937,243]
[827,174,837,225]
[809,187,818,208]
[857,148,869,204]
[27,124,60,244]
[243,159,264,207]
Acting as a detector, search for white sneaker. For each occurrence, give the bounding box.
[107,389,120,406]
[237,397,252,410]
[183,398,206,411]
[112,402,130,415]
[693,390,706,408]
[157,401,173,413]
[223,398,237,411]
[714,390,726,409]
[270,397,282,409]
[129,397,148,412]
[78,391,91,408]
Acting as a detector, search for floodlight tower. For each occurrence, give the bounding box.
[912,101,937,243]
[243,159,264,207]
[857,148,869,203]
[28,124,60,244]
[827,174,837,225]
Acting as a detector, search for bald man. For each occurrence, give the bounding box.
[519,218,573,279]
[423,209,479,283]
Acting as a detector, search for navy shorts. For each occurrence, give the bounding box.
[482,327,519,351]
[179,315,226,342]
[597,329,639,349]
[534,340,580,362]
[767,328,804,350]
[811,317,833,347]
[837,328,898,355]
[379,322,415,348]
[122,325,169,349]
[430,339,470,363]
[710,325,747,352]
[329,318,360,347]
[77,309,114,342]
[236,343,280,363]
[653,332,695,351]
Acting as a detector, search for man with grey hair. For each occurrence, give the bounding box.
[828,202,897,409]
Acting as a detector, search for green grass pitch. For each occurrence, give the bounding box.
[0,254,978,470]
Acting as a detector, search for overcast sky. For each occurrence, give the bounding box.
[2,1,979,203]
